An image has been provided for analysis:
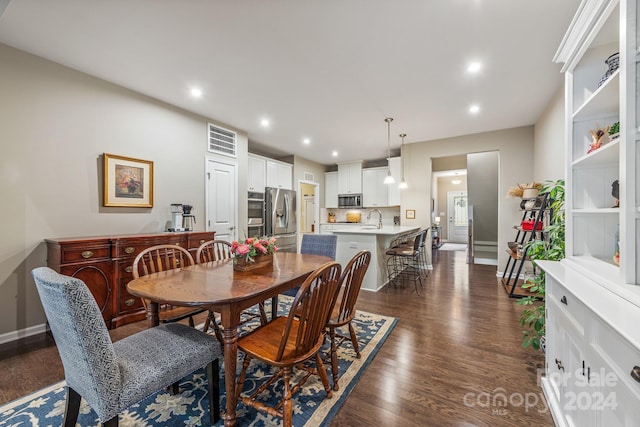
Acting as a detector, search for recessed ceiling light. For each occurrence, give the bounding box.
[332,151,338,157]
[467,62,482,73]
[303,138,311,145]
[260,119,270,127]
[190,88,203,98]
[452,179,462,185]
[469,105,480,114]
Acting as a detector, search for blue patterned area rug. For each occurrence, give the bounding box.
[0,296,396,426]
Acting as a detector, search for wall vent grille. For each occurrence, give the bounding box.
[208,123,236,157]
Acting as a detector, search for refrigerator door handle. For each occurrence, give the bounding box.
[283,192,289,229]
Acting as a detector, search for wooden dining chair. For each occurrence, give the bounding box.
[132,244,206,326]
[325,250,371,390]
[236,261,342,427]
[196,240,268,343]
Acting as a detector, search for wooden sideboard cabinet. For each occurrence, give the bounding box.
[45,231,214,328]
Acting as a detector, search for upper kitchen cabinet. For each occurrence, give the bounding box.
[266,159,293,190]
[362,167,388,207]
[388,157,402,206]
[338,161,362,194]
[325,171,338,208]
[248,154,266,192]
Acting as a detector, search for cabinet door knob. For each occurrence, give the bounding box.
[81,251,94,259]
[560,295,568,305]
[125,247,135,254]
[125,266,133,273]
[175,242,181,246]
[199,240,206,245]
[124,298,135,307]
[631,366,640,383]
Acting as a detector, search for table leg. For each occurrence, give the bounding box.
[221,311,240,427]
[271,296,278,320]
[147,301,160,328]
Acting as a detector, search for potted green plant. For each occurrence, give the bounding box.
[517,179,565,351]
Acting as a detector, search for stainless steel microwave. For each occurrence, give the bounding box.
[338,193,362,208]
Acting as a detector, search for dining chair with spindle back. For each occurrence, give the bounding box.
[132,244,205,326]
[325,250,371,390]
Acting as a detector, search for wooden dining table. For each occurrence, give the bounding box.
[126,251,332,427]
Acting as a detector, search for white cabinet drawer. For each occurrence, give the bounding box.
[592,317,640,399]
[548,279,588,336]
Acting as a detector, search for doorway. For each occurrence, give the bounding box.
[206,156,238,242]
[447,191,468,243]
[298,180,319,246]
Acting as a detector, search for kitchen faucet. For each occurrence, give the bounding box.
[367,209,383,229]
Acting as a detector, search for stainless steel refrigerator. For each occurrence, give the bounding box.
[265,187,297,253]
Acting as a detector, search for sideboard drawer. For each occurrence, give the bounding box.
[593,317,640,397]
[61,243,111,263]
[187,232,215,250]
[114,238,184,258]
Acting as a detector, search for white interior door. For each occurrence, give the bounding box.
[447,191,468,243]
[206,158,237,242]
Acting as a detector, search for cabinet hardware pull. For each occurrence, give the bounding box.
[81,251,94,259]
[199,240,206,245]
[587,367,591,382]
[175,242,181,246]
[560,296,568,305]
[582,360,585,376]
[125,247,135,254]
[124,298,135,307]
[125,266,133,273]
[631,366,640,383]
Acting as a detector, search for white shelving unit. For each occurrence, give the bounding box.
[541,1,640,425]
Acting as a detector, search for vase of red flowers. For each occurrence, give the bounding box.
[231,236,278,272]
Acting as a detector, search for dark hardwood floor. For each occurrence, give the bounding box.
[0,249,552,426]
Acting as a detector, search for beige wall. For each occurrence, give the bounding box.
[401,126,535,272]
[293,156,327,207]
[0,44,248,337]
[533,85,566,182]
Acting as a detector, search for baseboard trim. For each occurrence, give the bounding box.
[0,323,48,345]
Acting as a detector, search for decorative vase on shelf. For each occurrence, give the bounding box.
[598,52,620,87]
[233,253,274,272]
[522,188,539,200]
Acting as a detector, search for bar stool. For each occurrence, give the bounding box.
[385,230,426,294]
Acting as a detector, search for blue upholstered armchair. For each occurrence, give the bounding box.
[283,234,337,297]
[31,267,222,427]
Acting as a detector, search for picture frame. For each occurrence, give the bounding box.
[406,209,415,219]
[103,153,154,207]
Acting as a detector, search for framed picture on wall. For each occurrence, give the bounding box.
[103,153,154,207]
[406,209,416,219]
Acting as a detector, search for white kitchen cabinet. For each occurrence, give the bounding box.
[388,157,402,206]
[247,154,266,192]
[266,159,292,190]
[319,224,334,235]
[325,171,338,208]
[337,161,362,194]
[362,167,388,207]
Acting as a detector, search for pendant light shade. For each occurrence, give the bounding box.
[384,118,395,184]
[398,133,408,189]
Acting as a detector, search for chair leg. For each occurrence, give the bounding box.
[236,354,252,399]
[282,366,293,427]
[103,417,119,427]
[348,322,361,359]
[203,311,212,333]
[315,352,333,399]
[62,386,81,427]
[207,359,220,424]
[329,328,339,391]
[170,381,179,395]
[188,315,195,328]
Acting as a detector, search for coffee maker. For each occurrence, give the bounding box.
[169,204,184,232]
[182,204,196,231]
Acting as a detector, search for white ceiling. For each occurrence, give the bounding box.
[0,0,581,166]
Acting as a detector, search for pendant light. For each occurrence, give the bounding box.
[383,118,395,184]
[398,133,408,189]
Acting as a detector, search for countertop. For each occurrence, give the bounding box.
[330,225,419,236]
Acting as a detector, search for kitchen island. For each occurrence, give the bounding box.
[331,225,421,291]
